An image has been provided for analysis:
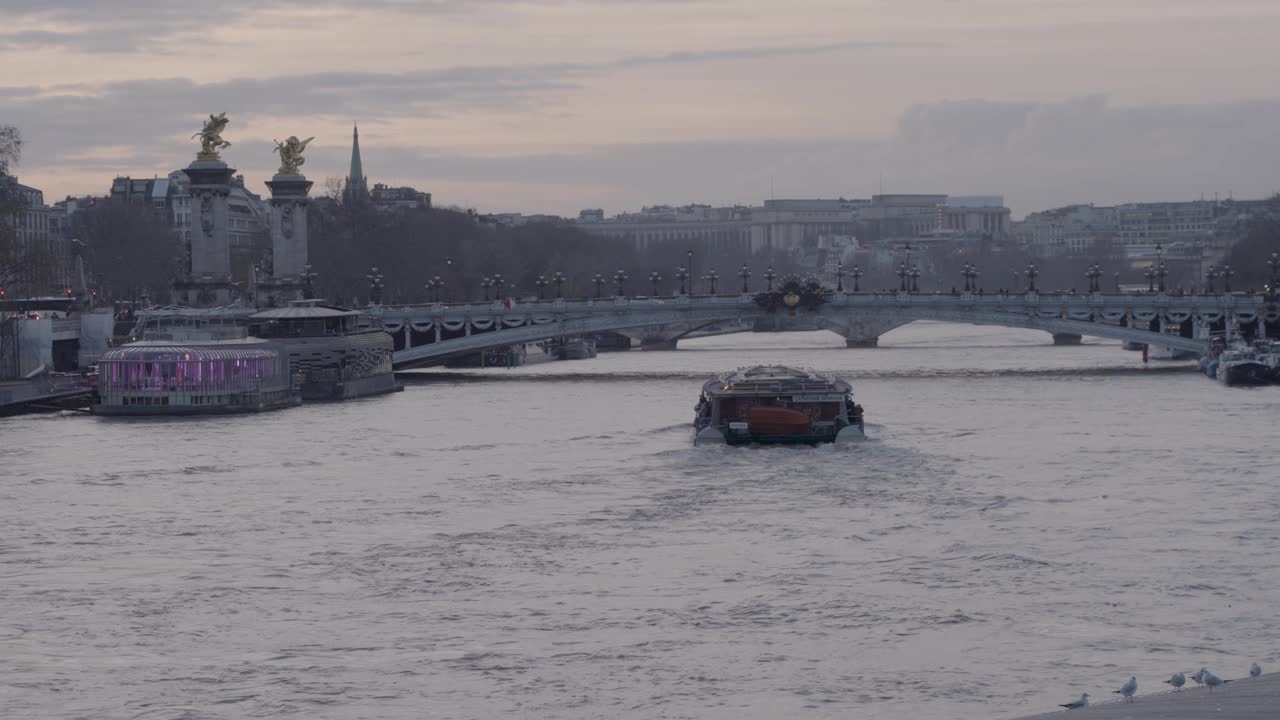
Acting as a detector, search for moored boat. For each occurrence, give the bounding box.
[1215,345,1270,386]
[93,339,301,415]
[693,366,865,445]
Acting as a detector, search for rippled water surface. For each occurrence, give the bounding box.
[3,323,1278,719]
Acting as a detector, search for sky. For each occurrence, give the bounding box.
[2,0,1279,218]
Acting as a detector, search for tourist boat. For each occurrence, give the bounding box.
[93,339,301,415]
[1214,345,1271,386]
[248,301,401,401]
[693,366,865,445]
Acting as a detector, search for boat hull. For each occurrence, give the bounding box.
[1217,361,1271,386]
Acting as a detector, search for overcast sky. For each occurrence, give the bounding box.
[3,0,1279,217]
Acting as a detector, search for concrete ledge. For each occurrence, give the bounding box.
[1009,672,1277,720]
[1052,333,1084,345]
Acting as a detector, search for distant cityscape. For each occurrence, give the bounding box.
[1,121,1273,298]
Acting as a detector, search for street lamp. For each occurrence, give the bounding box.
[897,262,909,292]
[592,273,605,298]
[850,264,862,292]
[687,249,695,291]
[535,274,548,299]
[835,259,845,292]
[551,271,566,298]
[1205,264,1218,293]
[1156,261,1168,293]
[909,264,921,293]
[763,265,777,292]
[613,268,628,296]
[1085,264,1102,293]
[1267,253,1280,287]
[739,264,751,293]
[650,271,662,296]
[1221,265,1234,293]
[704,268,719,295]
[491,273,505,300]
[675,265,689,295]
[1144,265,1156,293]
[424,276,442,302]
[1025,262,1039,293]
[445,256,453,301]
[366,266,384,305]
[480,275,493,301]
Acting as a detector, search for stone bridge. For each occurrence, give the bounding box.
[373,291,1278,370]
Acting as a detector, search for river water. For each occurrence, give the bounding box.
[2,323,1278,719]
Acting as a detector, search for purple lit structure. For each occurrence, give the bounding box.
[94,342,299,415]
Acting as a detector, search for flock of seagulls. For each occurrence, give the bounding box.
[1058,662,1263,710]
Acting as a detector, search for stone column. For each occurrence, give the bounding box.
[258,174,313,306]
[175,159,236,306]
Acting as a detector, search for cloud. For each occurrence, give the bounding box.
[345,95,1280,215]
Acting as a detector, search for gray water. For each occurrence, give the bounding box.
[2,323,1278,719]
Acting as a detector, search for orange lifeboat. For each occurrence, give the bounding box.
[747,406,811,436]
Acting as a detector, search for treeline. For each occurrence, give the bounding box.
[307,201,805,304]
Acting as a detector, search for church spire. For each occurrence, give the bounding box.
[346,123,368,203]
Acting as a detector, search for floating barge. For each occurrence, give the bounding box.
[694,366,865,446]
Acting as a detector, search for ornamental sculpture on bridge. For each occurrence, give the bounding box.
[192,112,231,160]
[754,274,830,315]
[273,135,314,176]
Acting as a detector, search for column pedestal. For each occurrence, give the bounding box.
[176,159,236,307]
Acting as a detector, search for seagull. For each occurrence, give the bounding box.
[1164,672,1186,691]
[1201,668,1231,694]
[1058,693,1089,710]
[1190,669,1205,687]
[1114,676,1137,702]
[1250,662,1262,679]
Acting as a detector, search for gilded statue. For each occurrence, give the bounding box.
[273,135,314,175]
[193,112,231,160]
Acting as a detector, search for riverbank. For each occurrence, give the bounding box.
[1010,672,1277,720]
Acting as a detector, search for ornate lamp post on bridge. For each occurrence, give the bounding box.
[592,273,605,298]
[613,268,628,296]
[1085,263,1102,293]
[1154,243,1167,292]
[909,265,921,293]
[650,271,662,296]
[897,261,909,292]
[851,264,862,292]
[1221,265,1234,293]
[739,264,751,293]
[675,266,689,295]
[491,273,505,300]
[704,268,720,295]
[1267,253,1280,292]
[551,271,566,298]
[1025,262,1039,293]
[424,276,443,302]
[763,265,777,291]
[445,256,453,301]
[366,266,385,305]
[1205,265,1217,293]
[962,262,979,292]
[686,249,695,292]
[834,259,845,292]
[480,275,492,301]
[535,274,548,299]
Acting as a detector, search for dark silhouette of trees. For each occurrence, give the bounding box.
[70,201,178,302]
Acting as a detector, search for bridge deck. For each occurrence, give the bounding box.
[1008,672,1277,720]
